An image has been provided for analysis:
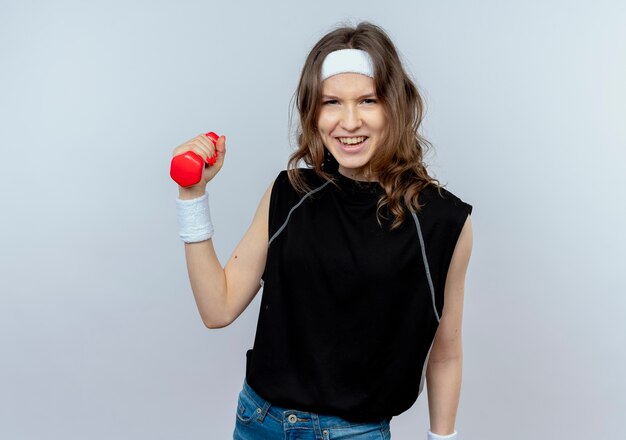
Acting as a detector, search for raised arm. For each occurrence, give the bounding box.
[426,214,473,436]
[173,133,273,328]
[181,180,273,328]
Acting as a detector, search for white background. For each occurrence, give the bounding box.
[1,1,625,439]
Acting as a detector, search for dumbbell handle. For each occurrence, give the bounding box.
[170,132,219,187]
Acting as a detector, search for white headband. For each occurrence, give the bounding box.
[321,49,374,81]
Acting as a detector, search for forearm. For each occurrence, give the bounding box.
[178,187,229,328]
[425,353,462,435]
[183,239,229,328]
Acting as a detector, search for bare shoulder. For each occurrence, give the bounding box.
[446,210,473,299]
[443,214,473,315]
[455,215,473,264]
[429,215,473,357]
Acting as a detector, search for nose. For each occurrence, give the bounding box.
[340,104,362,131]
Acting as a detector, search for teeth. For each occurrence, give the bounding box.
[338,136,367,145]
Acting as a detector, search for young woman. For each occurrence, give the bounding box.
[173,22,473,440]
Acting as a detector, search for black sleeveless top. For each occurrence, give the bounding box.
[245,168,473,422]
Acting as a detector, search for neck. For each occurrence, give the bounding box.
[338,165,377,182]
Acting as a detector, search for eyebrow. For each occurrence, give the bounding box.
[321,93,377,100]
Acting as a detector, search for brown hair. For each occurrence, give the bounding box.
[287,21,445,230]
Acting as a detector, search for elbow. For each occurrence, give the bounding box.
[428,353,462,365]
[202,311,233,329]
[203,310,234,329]
[201,298,233,329]
[203,318,232,329]
[429,346,463,364]
[429,339,463,364]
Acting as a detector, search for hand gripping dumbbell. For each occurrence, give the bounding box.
[170,132,220,187]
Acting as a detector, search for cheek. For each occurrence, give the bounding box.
[373,111,387,132]
[317,115,334,135]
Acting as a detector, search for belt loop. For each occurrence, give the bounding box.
[312,413,323,439]
[244,378,272,423]
[256,399,272,422]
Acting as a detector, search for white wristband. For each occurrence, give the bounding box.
[428,429,457,440]
[176,192,214,243]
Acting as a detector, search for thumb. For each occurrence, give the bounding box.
[216,135,226,153]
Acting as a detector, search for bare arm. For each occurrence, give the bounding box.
[172,132,274,328]
[426,214,473,435]
[181,180,273,328]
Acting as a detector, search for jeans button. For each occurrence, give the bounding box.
[288,414,297,423]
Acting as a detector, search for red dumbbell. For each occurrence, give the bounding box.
[170,131,220,187]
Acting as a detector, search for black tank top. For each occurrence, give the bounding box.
[245,168,473,422]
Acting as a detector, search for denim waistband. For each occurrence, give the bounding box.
[242,377,390,429]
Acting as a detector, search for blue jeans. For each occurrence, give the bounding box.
[233,378,392,439]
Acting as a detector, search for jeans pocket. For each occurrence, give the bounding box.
[323,421,389,440]
[235,388,259,425]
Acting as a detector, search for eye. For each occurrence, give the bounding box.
[322,99,338,105]
[362,98,378,104]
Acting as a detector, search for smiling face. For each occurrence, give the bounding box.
[317,73,387,181]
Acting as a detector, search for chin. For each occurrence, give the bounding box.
[336,157,370,171]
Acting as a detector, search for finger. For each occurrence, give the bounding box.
[179,139,210,160]
[187,145,210,162]
[198,134,217,156]
[174,136,203,156]
[173,135,215,159]
[192,134,208,149]
[213,136,226,166]
[190,139,214,158]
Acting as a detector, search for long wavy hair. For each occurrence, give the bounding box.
[287,21,445,230]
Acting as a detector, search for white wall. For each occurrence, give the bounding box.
[1,1,624,438]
